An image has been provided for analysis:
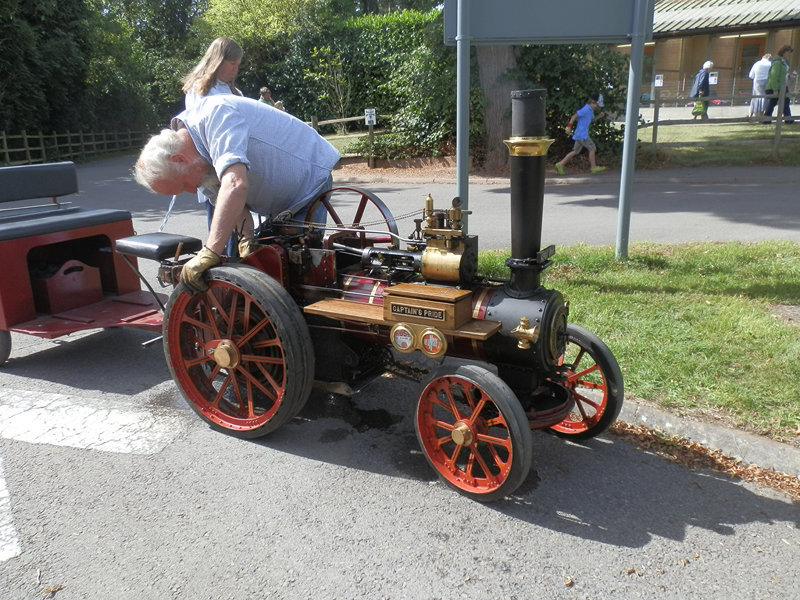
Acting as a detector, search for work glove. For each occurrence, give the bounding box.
[237,236,257,259]
[180,246,220,294]
[273,209,293,223]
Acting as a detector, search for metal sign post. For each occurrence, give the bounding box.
[615,0,650,259]
[445,0,654,256]
[365,108,377,169]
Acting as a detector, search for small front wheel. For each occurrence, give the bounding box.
[549,324,624,440]
[415,365,533,501]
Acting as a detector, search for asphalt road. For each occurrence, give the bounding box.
[0,156,798,598]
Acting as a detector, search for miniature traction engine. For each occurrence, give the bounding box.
[145,89,624,501]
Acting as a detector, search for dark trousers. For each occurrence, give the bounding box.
[764,88,792,119]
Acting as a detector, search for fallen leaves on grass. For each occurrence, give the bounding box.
[609,422,800,502]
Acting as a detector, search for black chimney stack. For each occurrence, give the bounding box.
[504,89,554,296]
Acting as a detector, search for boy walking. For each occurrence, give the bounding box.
[555,93,606,175]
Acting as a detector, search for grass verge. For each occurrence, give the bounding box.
[479,241,800,443]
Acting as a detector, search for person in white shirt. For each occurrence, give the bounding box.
[748,53,772,117]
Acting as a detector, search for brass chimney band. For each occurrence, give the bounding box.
[503,137,554,157]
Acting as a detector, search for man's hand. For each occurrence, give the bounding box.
[237,236,257,258]
[180,246,221,293]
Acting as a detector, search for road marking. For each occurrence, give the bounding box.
[0,389,186,563]
[0,456,21,563]
[0,389,184,454]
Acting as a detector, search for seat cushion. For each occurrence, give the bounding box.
[115,232,203,261]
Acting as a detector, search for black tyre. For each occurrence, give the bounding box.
[0,330,10,366]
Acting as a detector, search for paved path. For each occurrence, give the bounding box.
[0,155,797,598]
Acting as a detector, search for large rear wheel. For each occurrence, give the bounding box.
[549,324,623,440]
[163,265,314,438]
[415,365,533,501]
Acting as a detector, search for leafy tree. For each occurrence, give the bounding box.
[0,0,91,132]
[304,47,352,132]
[105,0,208,122]
[83,0,160,130]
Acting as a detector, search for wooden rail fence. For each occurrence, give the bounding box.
[638,87,798,154]
[1,130,151,166]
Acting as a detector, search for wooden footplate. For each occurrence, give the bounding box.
[303,298,501,340]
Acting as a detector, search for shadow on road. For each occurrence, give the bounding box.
[261,375,797,549]
[2,328,171,395]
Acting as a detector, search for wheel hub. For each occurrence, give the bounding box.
[211,341,240,369]
[451,421,474,446]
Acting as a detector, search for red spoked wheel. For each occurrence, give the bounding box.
[415,365,533,502]
[163,265,314,438]
[305,186,399,247]
[549,324,624,440]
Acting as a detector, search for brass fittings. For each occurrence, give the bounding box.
[511,316,539,350]
[503,136,554,157]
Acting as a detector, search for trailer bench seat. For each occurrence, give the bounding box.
[0,206,132,241]
[0,161,140,329]
[0,162,131,241]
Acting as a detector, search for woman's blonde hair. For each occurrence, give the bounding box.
[181,37,244,97]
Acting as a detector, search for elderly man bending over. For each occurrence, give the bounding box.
[134,94,340,292]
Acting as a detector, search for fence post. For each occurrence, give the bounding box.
[1,131,8,165]
[773,86,786,156]
[368,123,375,168]
[20,130,31,164]
[651,88,660,146]
[311,116,319,132]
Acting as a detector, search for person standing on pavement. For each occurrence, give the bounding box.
[182,37,243,108]
[555,93,606,176]
[133,94,341,293]
[764,45,794,124]
[748,53,772,117]
[258,87,275,106]
[181,37,244,254]
[689,60,713,120]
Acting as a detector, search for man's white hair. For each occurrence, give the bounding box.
[134,129,187,191]
[703,60,713,70]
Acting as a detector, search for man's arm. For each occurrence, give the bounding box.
[206,162,251,255]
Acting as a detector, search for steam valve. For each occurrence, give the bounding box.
[511,316,539,349]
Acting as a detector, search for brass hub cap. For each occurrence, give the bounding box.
[451,421,474,446]
[211,341,240,369]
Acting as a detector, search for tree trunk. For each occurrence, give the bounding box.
[476,45,519,173]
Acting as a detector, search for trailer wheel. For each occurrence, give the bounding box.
[163,265,314,438]
[549,324,624,440]
[415,365,533,502]
[0,330,10,366]
[306,186,399,247]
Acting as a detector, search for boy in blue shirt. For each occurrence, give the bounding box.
[555,93,606,175]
